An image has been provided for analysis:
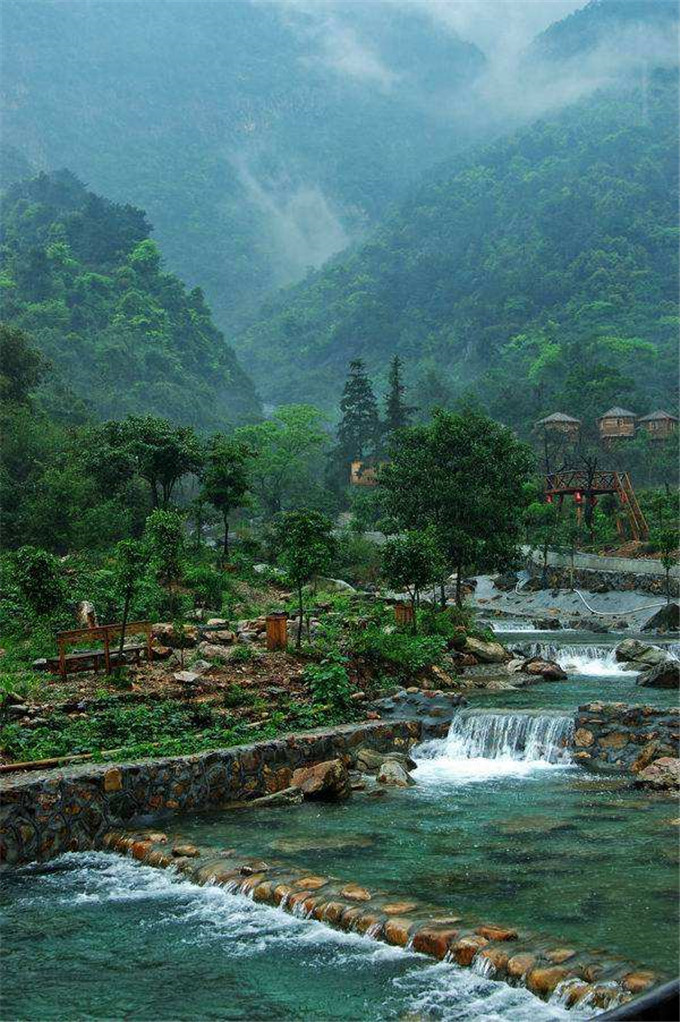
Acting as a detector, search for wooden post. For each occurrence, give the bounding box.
[395,602,414,627]
[146,623,153,664]
[266,612,288,651]
[103,627,111,675]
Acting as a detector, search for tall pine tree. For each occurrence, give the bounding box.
[336,359,380,462]
[383,355,413,437]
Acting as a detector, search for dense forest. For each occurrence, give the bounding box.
[237,69,679,428]
[0,171,260,427]
[1,0,484,330]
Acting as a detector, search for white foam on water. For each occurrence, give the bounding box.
[393,959,584,1021]
[415,710,574,783]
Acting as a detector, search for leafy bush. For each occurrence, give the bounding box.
[12,546,66,616]
[183,563,224,609]
[352,626,445,673]
[303,653,352,712]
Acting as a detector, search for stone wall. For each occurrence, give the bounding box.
[0,720,422,867]
[528,565,679,598]
[573,703,679,769]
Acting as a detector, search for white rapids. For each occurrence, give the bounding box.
[415,709,574,783]
[517,641,633,677]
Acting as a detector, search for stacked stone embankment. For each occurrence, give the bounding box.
[0,720,425,866]
[573,703,680,781]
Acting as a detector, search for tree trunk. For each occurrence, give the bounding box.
[542,538,549,588]
[666,567,671,606]
[223,514,230,562]
[439,582,446,610]
[296,585,304,649]
[117,588,132,661]
[411,590,418,634]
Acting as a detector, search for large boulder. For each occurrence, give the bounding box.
[523,658,567,681]
[614,638,673,669]
[641,603,680,634]
[634,757,680,791]
[637,660,680,689]
[377,760,415,787]
[462,636,509,664]
[291,759,351,800]
[152,623,198,648]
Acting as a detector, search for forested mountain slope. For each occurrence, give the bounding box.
[0,171,260,428]
[238,70,679,428]
[1,0,484,330]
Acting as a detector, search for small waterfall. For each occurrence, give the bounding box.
[444,710,573,764]
[415,710,574,782]
[515,641,627,676]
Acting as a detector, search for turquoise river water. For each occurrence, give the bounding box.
[1,630,678,1021]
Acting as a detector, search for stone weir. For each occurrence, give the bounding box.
[101,827,658,1014]
[0,720,426,867]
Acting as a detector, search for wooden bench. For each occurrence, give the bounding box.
[51,622,153,681]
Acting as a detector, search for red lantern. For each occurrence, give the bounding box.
[574,490,583,504]
[546,494,553,504]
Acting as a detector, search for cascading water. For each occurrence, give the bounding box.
[415,709,574,782]
[516,641,631,676]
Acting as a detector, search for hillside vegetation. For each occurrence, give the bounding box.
[0,171,260,428]
[1,0,483,330]
[237,71,678,429]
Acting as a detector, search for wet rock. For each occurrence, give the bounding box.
[623,970,657,993]
[523,658,567,680]
[451,935,488,966]
[614,639,673,669]
[294,876,328,890]
[546,948,576,964]
[478,947,510,975]
[356,748,416,773]
[533,618,562,631]
[412,925,460,959]
[475,924,518,941]
[527,966,570,997]
[641,603,679,633]
[383,917,414,947]
[637,660,680,689]
[247,786,304,807]
[291,759,351,800]
[340,883,372,902]
[462,636,508,663]
[574,728,594,747]
[377,760,415,787]
[383,901,417,915]
[507,953,536,979]
[172,843,200,858]
[634,757,680,791]
[631,741,676,774]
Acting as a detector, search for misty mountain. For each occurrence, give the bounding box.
[1,0,485,331]
[0,171,260,428]
[235,64,679,426]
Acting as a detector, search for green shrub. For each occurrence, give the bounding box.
[353,626,445,673]
[331,532,382,585]
[303,653,352,712]
[183,563,224,608]
[12,546,66,616]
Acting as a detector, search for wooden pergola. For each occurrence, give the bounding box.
[545,469,649,540]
